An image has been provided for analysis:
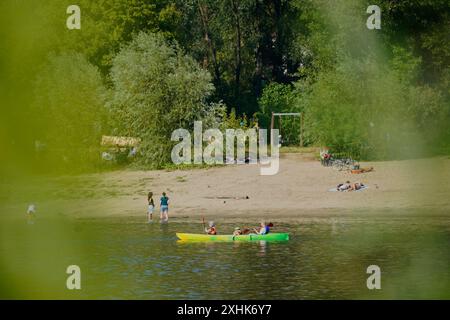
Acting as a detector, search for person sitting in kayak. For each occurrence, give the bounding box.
[233,227,242,236]
[253,221,270,235]
[205,221,217,235]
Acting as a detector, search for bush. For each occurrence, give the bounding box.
[257,83,301,145]
[302,56,449,160]
[32,52,107,171]
[109,32,216,167]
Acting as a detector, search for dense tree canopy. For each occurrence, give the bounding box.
[2,0,449,172]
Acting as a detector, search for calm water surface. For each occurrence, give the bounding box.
[1,215,449,299]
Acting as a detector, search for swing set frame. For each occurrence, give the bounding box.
[270,112,304,147]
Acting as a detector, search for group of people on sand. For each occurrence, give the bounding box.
[204,221,270,236]
[336,181,365,192]
[147,192,169,223]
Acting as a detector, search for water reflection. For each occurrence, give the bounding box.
[257,241,267,256]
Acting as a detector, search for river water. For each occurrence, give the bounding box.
[0,214,449,299]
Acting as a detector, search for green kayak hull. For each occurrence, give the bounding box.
[176,233,289,242]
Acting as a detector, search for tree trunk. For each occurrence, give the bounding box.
[198,2,221,87]
[253,0,263,97]
[231,0,242,99]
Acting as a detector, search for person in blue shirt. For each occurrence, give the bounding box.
[160,192,169,223]
[253,221,270,235]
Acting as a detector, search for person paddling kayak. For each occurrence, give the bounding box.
[205,221,217,235]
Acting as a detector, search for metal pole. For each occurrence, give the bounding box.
[270,112,275,145]
[300,112,304,147]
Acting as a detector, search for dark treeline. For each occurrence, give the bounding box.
[0,0,449,173]
[65,0,304,115]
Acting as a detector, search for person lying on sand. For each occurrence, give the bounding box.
[337,181,352,192]
[351,167,374,174]
[205,221,217,235]
[350,182,365,191]
[337,181,365,192]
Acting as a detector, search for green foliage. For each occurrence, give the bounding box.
[290,0,450,159]
[258,83,296,115]
[3,0,450,175]
[220,109,242,130]
[378,0,450,83]
[303,56,448,160]
[57,0,183,71]
[32,52,106,170]
[171,0,302,114]
[390,46,422,84]
[257,83,301,145]
[109,32,215,167]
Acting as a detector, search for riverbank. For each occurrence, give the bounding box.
[1,154,450,221]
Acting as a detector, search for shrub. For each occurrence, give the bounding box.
[109,32,215,167]
[32,52,107,171]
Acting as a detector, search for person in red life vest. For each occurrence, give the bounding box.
[205,221,217,235]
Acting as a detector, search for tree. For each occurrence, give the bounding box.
[32,52,107,169]
[170,0,302,114]
[59,0,183,72]
[109,32,215,167]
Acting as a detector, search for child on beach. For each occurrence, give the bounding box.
[160,192,169,223]
[147,192,155,223]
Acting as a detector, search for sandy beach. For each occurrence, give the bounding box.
[4,153,449,221]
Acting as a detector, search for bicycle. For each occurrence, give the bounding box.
[331,157,356,171]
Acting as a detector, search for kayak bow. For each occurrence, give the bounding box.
[176,233,289,242]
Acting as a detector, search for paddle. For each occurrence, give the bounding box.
[202,217,206,234]
[243,222,274,234]
[243,223,274,229]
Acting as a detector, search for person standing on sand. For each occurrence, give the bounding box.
[147,192,155,223]
[160,192,169,223]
